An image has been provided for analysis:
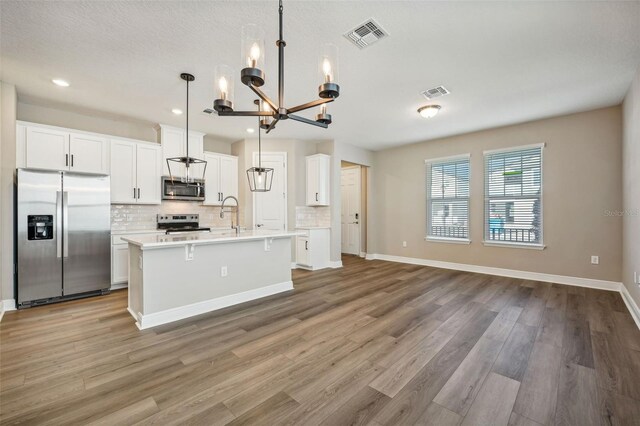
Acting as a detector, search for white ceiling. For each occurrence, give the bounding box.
[1,1,639,150]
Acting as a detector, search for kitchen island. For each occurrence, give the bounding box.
[122,230,302,329]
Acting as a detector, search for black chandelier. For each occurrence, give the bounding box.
[212,0,339,133]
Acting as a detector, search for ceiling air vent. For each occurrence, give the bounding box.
[421,86,450,100]
[344,18,388,49]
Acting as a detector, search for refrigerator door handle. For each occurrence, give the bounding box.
[63,191,69,258]
[56,191,63,258]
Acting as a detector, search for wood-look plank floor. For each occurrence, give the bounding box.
[1,256,639,425]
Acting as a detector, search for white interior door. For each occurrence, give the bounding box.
[253,152,287,230]
[341,166,361,255]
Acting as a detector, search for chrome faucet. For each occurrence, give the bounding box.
[220,196,241,235]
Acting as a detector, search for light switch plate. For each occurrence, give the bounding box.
[591,255,599,265]
[221,266,228,277]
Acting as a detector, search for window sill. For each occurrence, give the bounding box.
[482,241,546,250]
[425,236,471,245]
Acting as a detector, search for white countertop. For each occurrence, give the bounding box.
[295,226,331,229]
[122,229,303,249]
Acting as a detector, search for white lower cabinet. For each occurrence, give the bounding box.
[111,244,130,284]
[111,232,163,287]
[295,228,330,270]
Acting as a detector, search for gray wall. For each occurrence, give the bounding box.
[623,67,640,307]
[17,102,158,142]
[371,106,623,282]
[1,82,17,304]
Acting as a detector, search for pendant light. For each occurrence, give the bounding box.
[166,73,207,183]
[246,99,274,192]
[212,0,340,134]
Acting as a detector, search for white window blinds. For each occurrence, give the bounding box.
[484,145,543,245]
[426,156,470,240]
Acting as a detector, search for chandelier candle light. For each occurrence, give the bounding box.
[166,73,207,183]
[213,0,340,133]
[246,99,275,192]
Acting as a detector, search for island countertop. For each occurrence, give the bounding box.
[122,229,303,249]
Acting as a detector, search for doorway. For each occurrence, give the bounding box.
[341,164,363,256]
[253,152,287,231]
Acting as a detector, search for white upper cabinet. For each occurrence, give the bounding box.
[110,139,137,204]
[110,138,162,205]
[20,122,109,174]
[69,133,109,174]
[203,152,238,205]
[306,154,330,206]
[203,153,221,205]
[220,155,238,201]
[136,143,162,204]
[25,126,69,171]
[157,124,205,180]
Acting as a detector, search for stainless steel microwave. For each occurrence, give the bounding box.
[161,176,205,201]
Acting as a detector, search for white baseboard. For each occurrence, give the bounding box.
[2,299,16,311]
[329,261,343,269]
[291,262,298,269]
[0,299,16,322]
[359,252,366,258]
[365,253,377,261]
[110,283,128,291]
[130,281,294,330]
[620,284,640,330]
[368,253,621,292]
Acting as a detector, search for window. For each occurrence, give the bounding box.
[426,155,470,241]
[484,145,543,246]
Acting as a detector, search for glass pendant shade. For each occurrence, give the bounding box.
[241,24,265,70]
[214,64,234,112]
[259,99,272,129]
[318,44,338,84]
[246,167,274,192]
[318,44,339,98]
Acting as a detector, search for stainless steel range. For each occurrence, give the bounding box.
[157,214,211,234]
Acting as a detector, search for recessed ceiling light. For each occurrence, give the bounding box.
[246,128,255,133]
[418,105,441,119]
[171,108,183,115]
[52,79,70,87]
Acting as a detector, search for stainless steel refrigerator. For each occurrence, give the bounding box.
[16,169,111,308]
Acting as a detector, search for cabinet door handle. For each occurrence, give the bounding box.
[71,154,74,167]
[315,192,318,202]
[65,154,69,167]
[133,188,137,199]
[137,188,141,199]
[305,241,308,250]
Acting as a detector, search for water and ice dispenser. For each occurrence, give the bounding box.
[27,215,53,240]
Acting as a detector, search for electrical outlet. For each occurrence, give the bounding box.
[402,241,407,248]
[185,244,195,261]
[221,266,228,277]
[591,255,599,265]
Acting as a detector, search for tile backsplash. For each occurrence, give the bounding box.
[111,202,239,232]
[295,206,331,228]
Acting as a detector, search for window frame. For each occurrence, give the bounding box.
[425,153,471,244]
[482,143,545,249]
